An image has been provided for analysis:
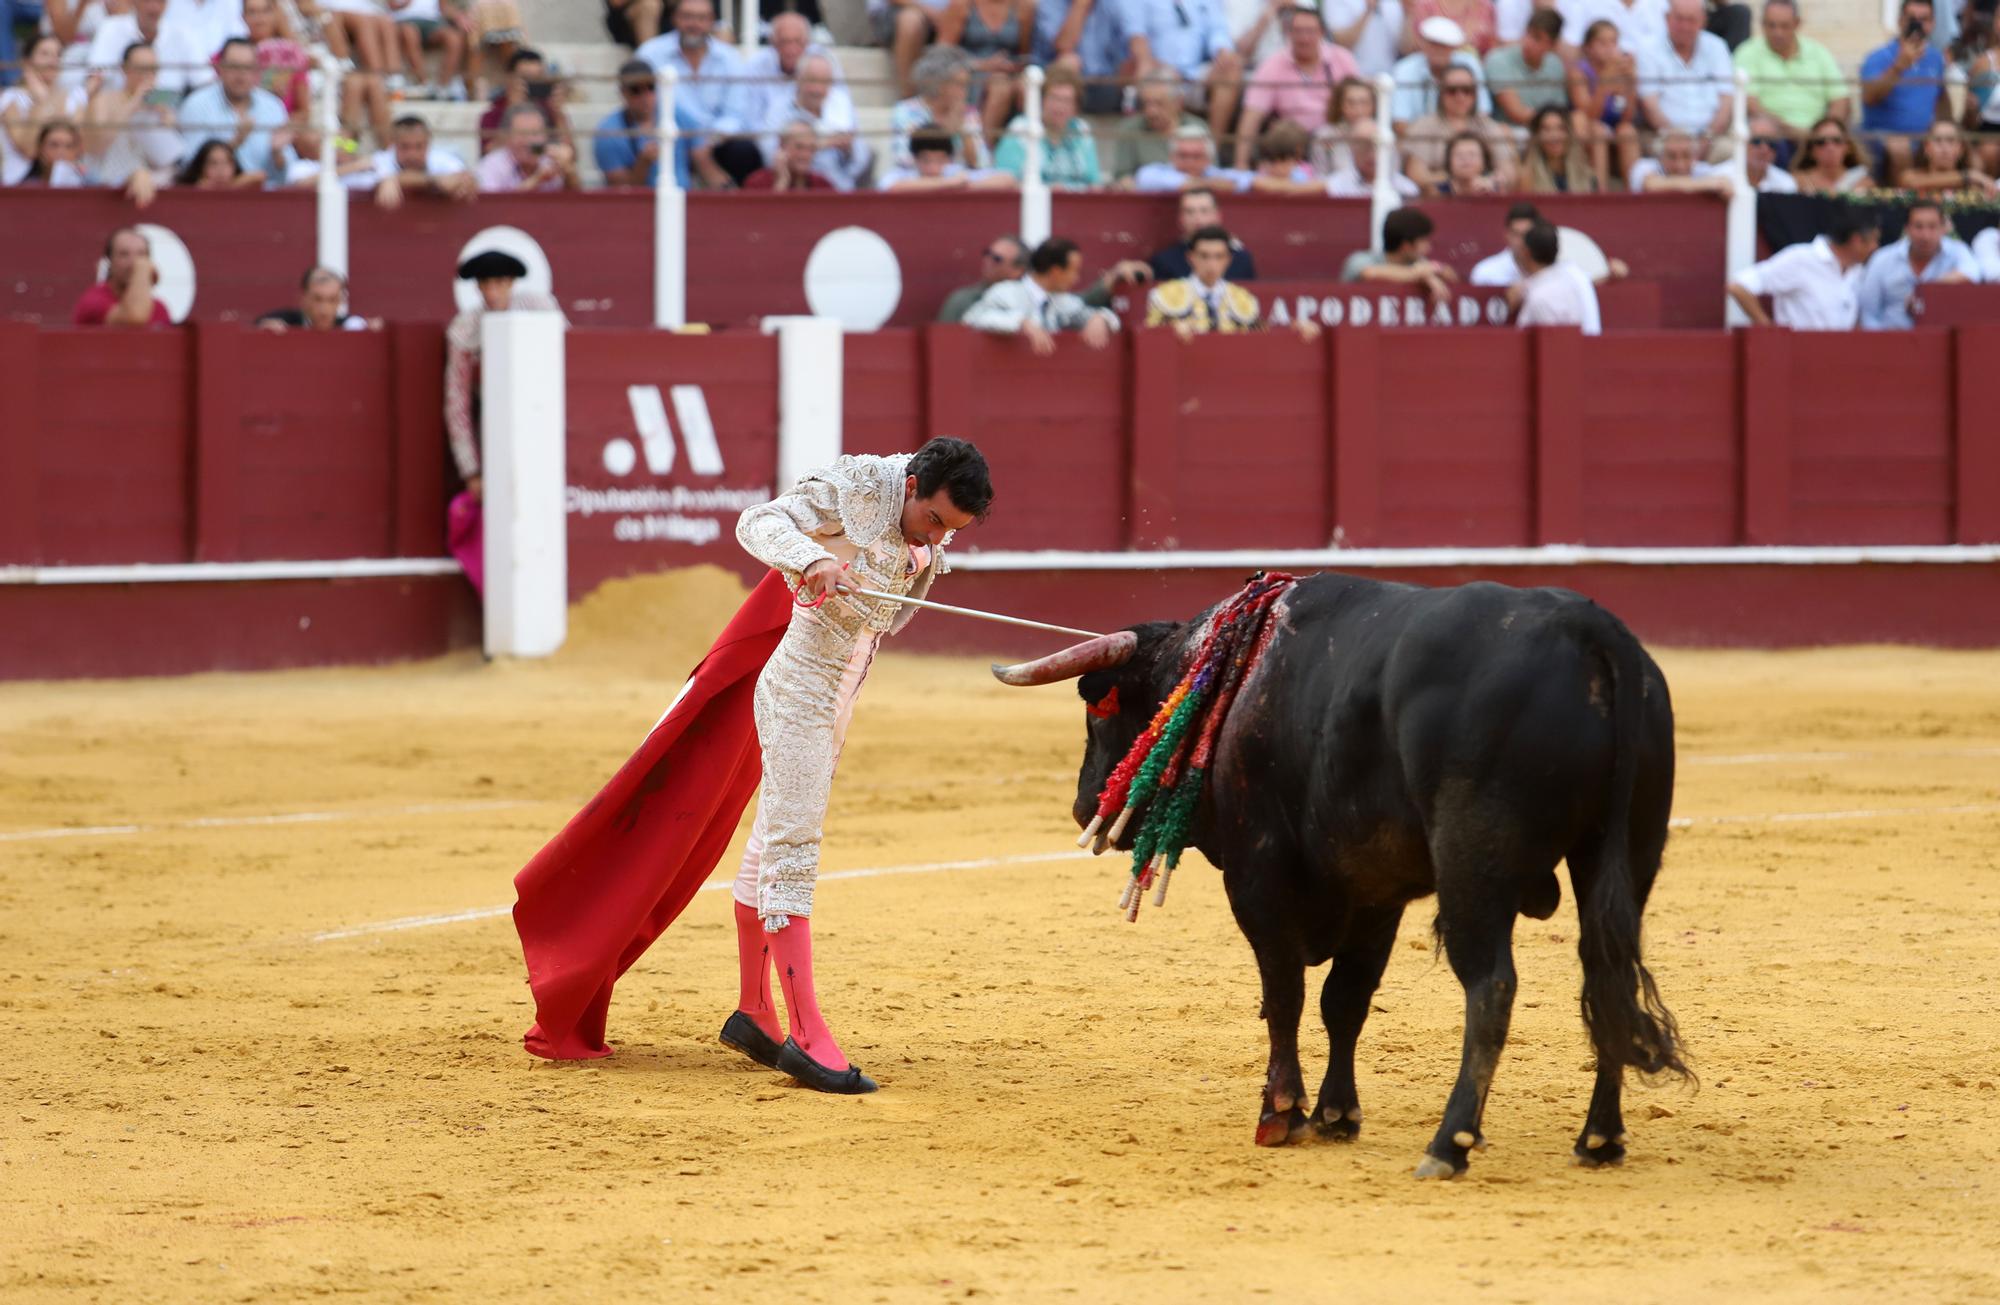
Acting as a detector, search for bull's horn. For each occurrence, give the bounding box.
[990,631,1137,687]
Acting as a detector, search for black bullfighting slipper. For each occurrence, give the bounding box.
[718,1011,785,1070]
[776,1037,879,1095]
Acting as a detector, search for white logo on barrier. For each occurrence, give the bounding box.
[802,226,902,331]
[603,385,724,477]
[571,383,769,549]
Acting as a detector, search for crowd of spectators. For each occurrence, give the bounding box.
[6,0,1998,199]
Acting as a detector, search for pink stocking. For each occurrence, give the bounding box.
[767,916,849,1071]
[733,900,782,1042]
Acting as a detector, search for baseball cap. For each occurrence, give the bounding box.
[1417,14,1467,44]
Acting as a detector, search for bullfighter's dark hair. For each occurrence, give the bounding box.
[1828,206,1880,246]
[1523,221,1559,268]
[1029,237,1080,274]
[908,437,993,522]
[1381,207,1434,254]
[1185,223,1234,253]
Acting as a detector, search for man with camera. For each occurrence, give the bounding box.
[476,48,572,156]
[476,101,580,192]
[1861,0,1948,179]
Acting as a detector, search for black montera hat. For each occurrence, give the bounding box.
[457,250,529,280]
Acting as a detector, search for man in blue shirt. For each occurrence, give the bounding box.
[594,58,697,187]
[1037,0,1156,112]
[1147,0,1244,141]
[1860,0,1945,178]
[1858,199,1982,329]
[635,0,761,186]
[179,37,292,185]
[0,0,44,88]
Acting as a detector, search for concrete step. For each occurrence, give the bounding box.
[837,46,895,108]
[1809,0,1892,69]
[517,0,611,45]
[541,41,639,81]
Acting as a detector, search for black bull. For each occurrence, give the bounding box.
[993,573,1689,1178]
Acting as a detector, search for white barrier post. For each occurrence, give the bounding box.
[741,0,759,51]
[314,51,347,278]
[481,311,569,658]
[654,67,687,329]
[1020,65,1052,247]
[1370,72,1396,254]
[1724,69,1756,326]
[767,316,845,490]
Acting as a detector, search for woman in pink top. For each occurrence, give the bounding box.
[1405,0,1498,54]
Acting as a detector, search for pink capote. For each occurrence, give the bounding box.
[447,492,484,595]
[512,570,795,1059]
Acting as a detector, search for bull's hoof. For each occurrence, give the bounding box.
[1255,1106,1310,1147]
[1571,1138,1627,1168]
[1312,1103,1362,1142]
[1413,1153,1463,1180]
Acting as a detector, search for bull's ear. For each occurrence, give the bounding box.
[1085,685,1121,718]
[990,631,1137,687]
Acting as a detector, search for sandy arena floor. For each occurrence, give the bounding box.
[3,567,1998,1303]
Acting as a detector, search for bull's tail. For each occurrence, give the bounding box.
[1573,612,1689,1082]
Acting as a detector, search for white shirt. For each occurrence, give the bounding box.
[394,0,445,18]
[1559,0,1665,53]
[370,144,467,178]
[1517,262,1602,334]
[1321,0,1406,78]
[1224,0,1283,64]
[1324,166,1418,198]
[1626,157,1718,190]
[1731,236,1859,331]
[1495,0,1532,41]
[1752,165,1798,193]
[1637,30,1734,132]
[284,151,381,188]
[86,14,218,92]
[1974,228,2000,283]
[742,43,851,136]
[88,105,186,184]
[1,84,89,185]
[164,0,247,58]
[1470,249,1523,286]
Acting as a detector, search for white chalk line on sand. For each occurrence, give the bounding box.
[303,850,1092,942]
[7,746,1996,850]
[1686,746,2000,767]
[302,802,2000,944]
[0,799,542,845]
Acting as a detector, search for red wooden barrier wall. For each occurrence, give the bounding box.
[6,321,1999,678]
[0,322,447,567]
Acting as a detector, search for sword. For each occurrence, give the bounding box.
[847,588,1104,641]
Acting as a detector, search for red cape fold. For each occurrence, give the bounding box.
[512,570,794,1059]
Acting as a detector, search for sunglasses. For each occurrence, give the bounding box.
[1441,84,1476,94]
[1810,135,1844,146]
[982,249,1009,262]
[622,82,653,95]
[1750,136,1780,148]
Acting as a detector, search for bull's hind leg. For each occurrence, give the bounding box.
[1416,888,1520,1179]
[1222,865,1312,1147]
[1251,942,1311,1147]
[1312,904,1404,1140]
